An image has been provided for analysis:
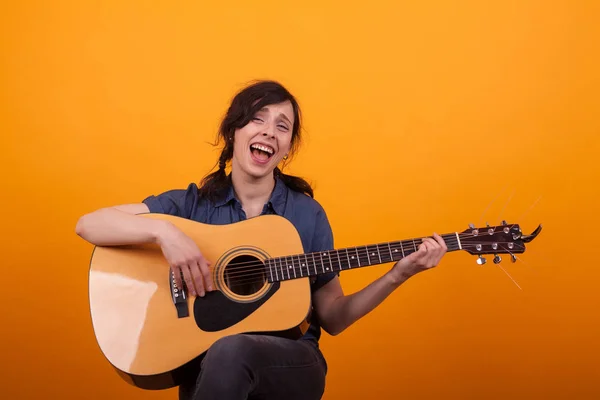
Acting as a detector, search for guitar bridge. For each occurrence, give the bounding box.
[170,270,189,318]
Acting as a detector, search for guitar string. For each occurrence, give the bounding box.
[193,225,522,273]
[176,228,528,290]
[495,189,515,225]
[477,184,509,227]
[199,230,520,274]
[494,244,524,290]
[203,236,462,274]
[218,249,523,288]
[172,223,526,289]
[515,195,543,223]
[207,245,522,288]
[202,243,522,286]
[203,239,517,278]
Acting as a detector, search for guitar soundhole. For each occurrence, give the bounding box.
[223,255,266,296]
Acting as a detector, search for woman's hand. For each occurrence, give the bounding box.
[388,233,447,282]
[157,223,214,297]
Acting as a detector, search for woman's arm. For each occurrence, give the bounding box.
[75,203,167,246]
[312,234,447,336]
[76,203,213,296]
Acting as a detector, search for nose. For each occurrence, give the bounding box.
[262,125,276,138]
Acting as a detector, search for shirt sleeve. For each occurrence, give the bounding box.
[142,183,200,219]
[310,203,339,293]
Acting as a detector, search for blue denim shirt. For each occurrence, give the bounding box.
[142,176,337,343]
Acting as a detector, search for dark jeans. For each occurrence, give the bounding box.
[178,334,328,400]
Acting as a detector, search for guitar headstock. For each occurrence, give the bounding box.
[459,221,542,264]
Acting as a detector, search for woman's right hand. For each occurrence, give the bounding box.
[157,222,214,297]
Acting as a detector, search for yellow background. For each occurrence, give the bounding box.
[2,1,599,399]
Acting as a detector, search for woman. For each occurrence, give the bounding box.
[76,80,447,400]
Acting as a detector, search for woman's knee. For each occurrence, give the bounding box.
[206,335,253,358]
[201,334,258,371]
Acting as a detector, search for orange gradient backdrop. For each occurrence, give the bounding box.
[2,1,599,399]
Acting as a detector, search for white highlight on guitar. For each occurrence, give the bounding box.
[89,271,158,370]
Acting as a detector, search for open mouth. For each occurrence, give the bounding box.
[249,143,275,163]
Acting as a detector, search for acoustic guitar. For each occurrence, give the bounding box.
[87,213,541,390]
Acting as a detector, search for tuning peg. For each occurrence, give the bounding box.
[510,254,517,263]
[476,256,487,265]
[469,223,475,229]
[493,254,502,264]
[502,220,507,226]
[486,222,490,227]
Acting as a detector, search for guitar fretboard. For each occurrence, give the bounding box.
[265,233,461,283]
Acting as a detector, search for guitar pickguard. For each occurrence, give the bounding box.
[193,282,280,332]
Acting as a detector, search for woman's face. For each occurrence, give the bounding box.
[231,100,294,180]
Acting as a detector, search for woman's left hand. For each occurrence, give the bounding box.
[388,233,447,281]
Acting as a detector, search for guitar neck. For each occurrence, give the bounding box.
[266,233,462,283]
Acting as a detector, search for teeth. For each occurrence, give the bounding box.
[250,144,274,155]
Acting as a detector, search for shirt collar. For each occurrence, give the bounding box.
[214,175,288,216]
[214,177,236,208]
[268,175,287,215]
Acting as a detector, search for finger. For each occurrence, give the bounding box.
[407,243,427,263]
[423,237,440,250]
[420,238,440,267]
[180,265,197,296]
[190,261,205,297]
[397,245,422,266]
[433,233,448,251]
[425,236,446,266]
[198,258,213,292]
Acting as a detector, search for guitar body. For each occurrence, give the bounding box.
[88,214,312,390]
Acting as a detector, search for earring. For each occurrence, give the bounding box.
[283,154,288,160]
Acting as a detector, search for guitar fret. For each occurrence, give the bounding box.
[271,259,277,281]
[280,258,284,280]
[267,259,274,282]
[384,244,393,263]
[345,248,351,269]
[298,255,303,277]
[336,251,342,271]
[412,239,417,252]
[323,252,331,272]
[267,260,277,282]
[355,247,361,266]
[304,254,308,276]
[319,252,325,273]
[279,258,285,280]
[378,245,387,263]
[284,257,289,280]
[302,254,308,276]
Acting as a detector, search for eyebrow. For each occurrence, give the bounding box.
[259,107,292,125]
